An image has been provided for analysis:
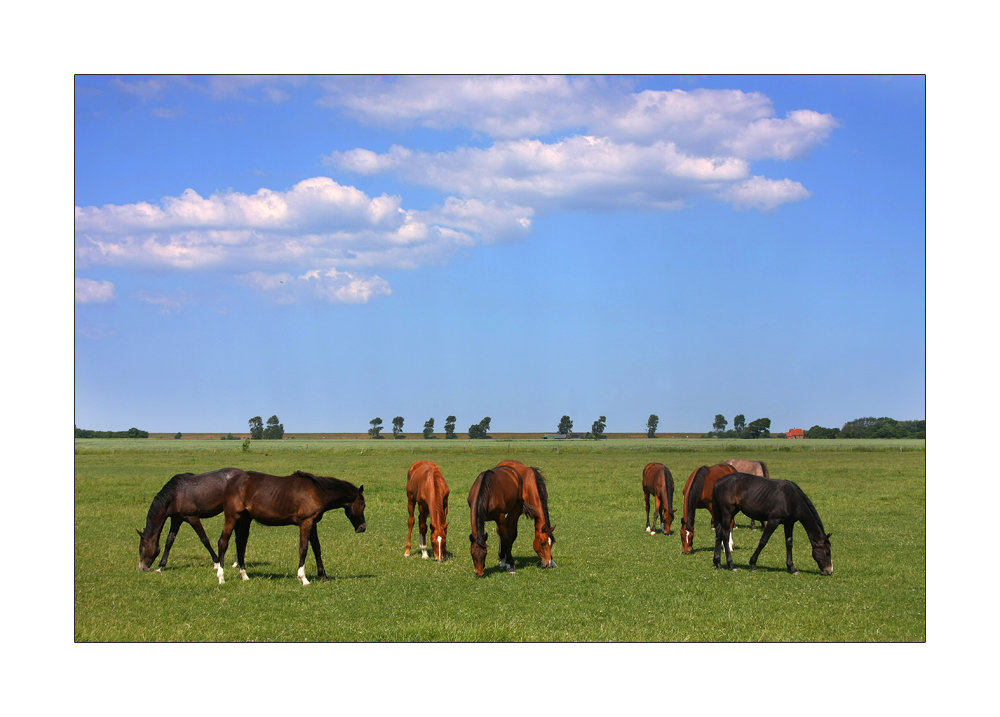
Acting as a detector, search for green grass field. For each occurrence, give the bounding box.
[75,438,925,642]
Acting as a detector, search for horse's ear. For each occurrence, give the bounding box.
[826,532,833,540]
[444,522,449,529]
[358,485,364,494]
[469,533,475,543]
[136,529,143,537]
[549,524,556,532]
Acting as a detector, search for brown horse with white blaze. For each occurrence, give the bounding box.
[642,463,675,535]
[468,465,524,577]
[723,459,770,529]
[405,460,450,561]
[497,460,556,568]
[216,470,366,585]
[680,463,737,554]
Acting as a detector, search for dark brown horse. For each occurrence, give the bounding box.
[642,462,675,535]
[723,459,770,529]
[216,470,366,585]
[680,463,737,554]
[467,465,524,577]
[497,460,556,568]
[711,472,832,575]
[137,468,247,572]
[405,460,450,561]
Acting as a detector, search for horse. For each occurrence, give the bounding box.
[723,459,770,529]
[405,460,450,561]
[467,465,524,577]
[711,472,833,575]
[137,468,247,572]
[497,460,556,568]
[680,463,738,554]
[216,470,366,585]
[641,463,675,535]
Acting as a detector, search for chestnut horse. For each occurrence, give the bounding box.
[137,467,247,572]
[405,460,450,561]
[216,470,366,585]
[712,472,833,575]
[642,463,675,535]
[497,460,556,568]
[467,465,524,577]
[723,459,770,529]
[680,463,737,554]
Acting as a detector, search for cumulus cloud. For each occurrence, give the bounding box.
[75,177,528,273]
[719,176,813,211]
[237,268,392,304]
[75,278,116,304]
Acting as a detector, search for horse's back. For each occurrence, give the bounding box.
[171,467,247,515]
[408,460,448,503]
[724,459,767,477]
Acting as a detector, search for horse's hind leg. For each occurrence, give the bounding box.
[308,524,326,581]
[157,516,183,571]
[404,497,416,557]
[784,522,799,575]
[234,516,252,580]
[645,491,652,533]
[216,514,238,584]
[503,513,519,573]
[297,520,313,585]
[186,516,221,567]
[748,520,779,571]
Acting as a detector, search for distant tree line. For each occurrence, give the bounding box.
[807,417,925,439]
[708,414,772,439]
[248,415,284,440]
[75,427,148,439]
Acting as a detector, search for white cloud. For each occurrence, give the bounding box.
[133,289,196,314]
[719,176,813,211]
[75,278,116,303]
[75,177,525,273]
[237,268,392,304]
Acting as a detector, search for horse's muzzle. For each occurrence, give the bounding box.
[138,562,151,572]
[355,522,367,533]
[822,566,833,575]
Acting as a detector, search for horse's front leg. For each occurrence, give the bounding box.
[297,520,314,585]
[496,517,510,570]
[186,516,221,567]
[308,524,327,581]
[404,497,416,557]
[784,522,799,575]
[503,513,519,573]
[748,520,780,571]
[157,516,183,571]
[645,491,652,533]
[418,506,430,559]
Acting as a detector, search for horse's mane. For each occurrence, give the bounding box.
[790,480,826,536]
[143,473,194,535]
[293,470,357,495]
[758,460,770,478]
[522,467,552,531]
[473,469,495,548]
[684,466,709,531]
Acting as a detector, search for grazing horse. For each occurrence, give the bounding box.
[405,460,450,561]
[467,465,524,577]
[216,470,366,585]
[642,463,675,535]
[711,472,833,575]
[680,463,737,554]
[497,460,556,568]
[137,468,247,572]
[723,459,770,529]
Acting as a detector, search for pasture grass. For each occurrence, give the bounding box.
[75,439,924,642]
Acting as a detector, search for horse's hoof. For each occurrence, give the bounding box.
[791,571,800,576]
[748,565,757,572]
[154,568,162,573]
[730,568,738,572]
[404,551,410,557]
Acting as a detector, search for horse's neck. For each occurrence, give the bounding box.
[318,484,354,510]
[795,503,824,543]
[143,501,170,538]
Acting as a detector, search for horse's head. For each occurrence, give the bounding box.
[431,522,449,562]
[680,526,693,554]
[345,485,367,533]
[469,532,487,577]
[137,528,159,571]
[811,532,833,575]
[533,524,557,568]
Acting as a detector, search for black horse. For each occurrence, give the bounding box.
[137,468,248,572]
[711,472,833,575]
[216,470,366,585]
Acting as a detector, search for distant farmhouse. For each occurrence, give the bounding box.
[786,428,805,439]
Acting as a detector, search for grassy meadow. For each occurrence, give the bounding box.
[75,437,925,642]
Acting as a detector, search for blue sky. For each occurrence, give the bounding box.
[74,75,925,434]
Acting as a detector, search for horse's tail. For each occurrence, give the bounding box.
[474,470,494,549]
[664,467,675,516]
[684,466,709,531]
[758,460,770,478]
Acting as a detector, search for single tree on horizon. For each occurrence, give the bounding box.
[444,415,457,439]
[647,414,659,438]
[423,417,435,439]
[392,416,405,437]
[558,415,573,436]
